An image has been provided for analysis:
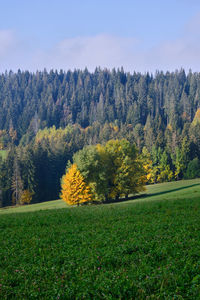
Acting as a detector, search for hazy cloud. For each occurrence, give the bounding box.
[0,30,16,57]
[2,13,200,73]
[147,11,200,72]
[30,35,140,72]
[185,12,200,36]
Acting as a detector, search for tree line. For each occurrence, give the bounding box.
[0,68,200,207]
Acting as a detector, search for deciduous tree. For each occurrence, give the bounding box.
[60,164,92,205]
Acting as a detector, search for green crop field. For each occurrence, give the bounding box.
[0,179,200,299]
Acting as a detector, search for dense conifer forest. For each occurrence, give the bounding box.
[1,68,200,207]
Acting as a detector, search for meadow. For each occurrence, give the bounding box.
[0,150,7,160]
[0,179,200,299]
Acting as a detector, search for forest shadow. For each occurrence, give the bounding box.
[104,182,200,204]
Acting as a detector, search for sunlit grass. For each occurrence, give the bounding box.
[0,149,7,160]
[1,178,199,214]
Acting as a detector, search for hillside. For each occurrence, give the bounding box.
[0,178,199,214]
[0,69,199,139]
[1,69,200,207]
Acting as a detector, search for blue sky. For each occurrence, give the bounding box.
[1,0,200,72]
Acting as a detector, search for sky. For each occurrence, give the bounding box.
[1,0,200,73]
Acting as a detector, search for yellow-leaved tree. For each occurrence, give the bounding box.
[60,164,93,205]
[20,190,33,205]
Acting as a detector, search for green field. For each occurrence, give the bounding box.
[0,179,200,299]
[0,149,7,160]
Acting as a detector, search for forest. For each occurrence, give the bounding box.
[0,68,200,207]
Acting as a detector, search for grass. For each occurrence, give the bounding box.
[0,199,67,215]
[0,179,200,299]
[0,150,7,160]
[1,178,200,214]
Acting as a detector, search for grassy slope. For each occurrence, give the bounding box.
[0,178,200,214]
[0,199,67,215]
[0,179,200,299]
[0,149,7,160]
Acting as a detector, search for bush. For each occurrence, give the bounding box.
[20,190,33,205]
[184,158,200,179]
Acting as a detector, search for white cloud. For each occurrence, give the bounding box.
[146,12,200,72]
[0,30,16,57]
[2,13,200,73]
[30,35,140,72]
[25,27,200,73]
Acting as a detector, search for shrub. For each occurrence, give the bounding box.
[184,158,200,179]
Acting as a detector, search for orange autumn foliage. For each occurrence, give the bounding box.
[60,164,93,205]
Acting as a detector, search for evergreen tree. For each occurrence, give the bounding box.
[11,158,23,205]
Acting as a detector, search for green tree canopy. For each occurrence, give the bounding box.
[71,139,145,203]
